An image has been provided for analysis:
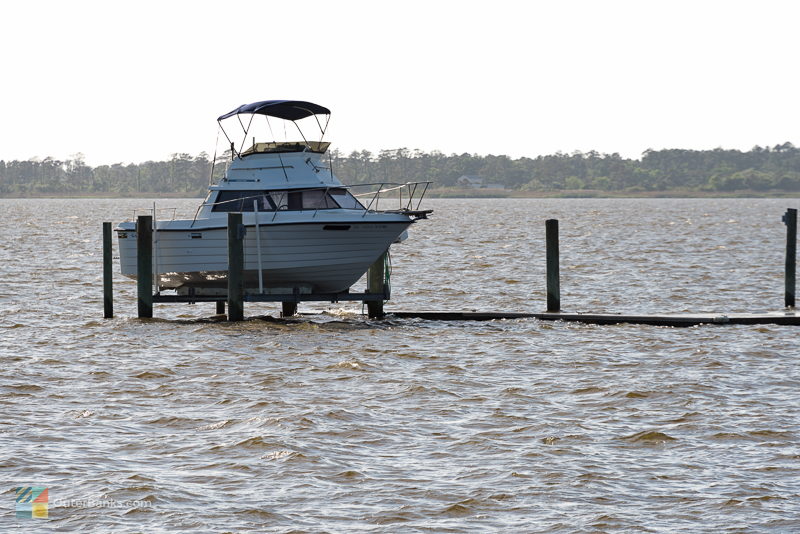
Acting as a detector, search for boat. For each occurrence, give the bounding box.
[116,99,431,297]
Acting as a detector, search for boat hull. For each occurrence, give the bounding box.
[117,219,411,293]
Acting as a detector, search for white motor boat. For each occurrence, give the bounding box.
[116,100,431,296]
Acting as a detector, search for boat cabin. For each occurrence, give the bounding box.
[210,187,364,212]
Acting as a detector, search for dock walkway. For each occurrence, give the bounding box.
[389,311,800,327]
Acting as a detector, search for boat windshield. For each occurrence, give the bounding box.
[239,141,330,156]
[328,188,362,209]
[211,188,364,212]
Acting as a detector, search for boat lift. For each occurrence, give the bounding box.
[103,211,391,320]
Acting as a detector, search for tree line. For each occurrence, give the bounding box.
[0,153,220,196]
[2,143,800,196]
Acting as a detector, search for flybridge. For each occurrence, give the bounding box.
[216,100,332,160]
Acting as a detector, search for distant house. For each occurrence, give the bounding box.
[456,175,505,190]
[456,175,484,188]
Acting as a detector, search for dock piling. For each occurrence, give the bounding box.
[216,301,225,315]
[103,222,114,318]
[545,219,561,312]
[366,252,388,318]
[227,212,245,321]
[784,208,797,308]
[281,301,298,317]
[136,215,153,318]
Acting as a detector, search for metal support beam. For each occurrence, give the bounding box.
[153,291,388,304]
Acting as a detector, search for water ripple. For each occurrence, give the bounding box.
[2,198,800,532]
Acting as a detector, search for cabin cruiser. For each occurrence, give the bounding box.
[116,100,430,296]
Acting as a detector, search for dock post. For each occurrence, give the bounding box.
[366,252,387,318]
[136,215,153,318]
[281,301,298,317]
[216,301,225,315]
[227,212,245,321]
[784,208,797,308]
[545,219,561,312]
[102,222,114,318]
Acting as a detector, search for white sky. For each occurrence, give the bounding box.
[1,0,798,165]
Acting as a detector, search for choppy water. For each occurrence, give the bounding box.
[2,197,800,533]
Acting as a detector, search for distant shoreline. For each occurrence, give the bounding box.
[4,143,800,197]
[0,192,204,199]
[3,189,799,200]
[429,189,800,199]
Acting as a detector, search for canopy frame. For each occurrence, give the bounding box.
[216,100,331,160]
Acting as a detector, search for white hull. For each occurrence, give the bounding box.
[114,100,431,297]
[117,217,411,293]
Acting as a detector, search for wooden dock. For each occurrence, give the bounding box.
[388,310,800,327]
[102,209,799,326]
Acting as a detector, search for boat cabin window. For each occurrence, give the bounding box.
[211,189,364,212]
[302,189,335,209]
[328,188,364,209]
[211,191,275,212]
[267,191,288,210]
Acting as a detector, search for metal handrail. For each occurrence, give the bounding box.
[130,207,178,222]
[350,181,433,212]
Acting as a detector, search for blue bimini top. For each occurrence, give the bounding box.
[217,100,330,121]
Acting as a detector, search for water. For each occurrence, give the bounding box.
[1,198,799,532]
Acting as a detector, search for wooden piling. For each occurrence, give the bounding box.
[216,301,225,315]
[281,301,298,317]
[227,212,245,321]
[102,222,114,318]
[136,215,153,318]
[785,208,797,308]
[545,219,561,312]
[366,252,387,318]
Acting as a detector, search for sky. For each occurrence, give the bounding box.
[1,0,798,166]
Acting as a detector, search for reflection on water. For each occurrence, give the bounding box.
[1,198,799,532]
